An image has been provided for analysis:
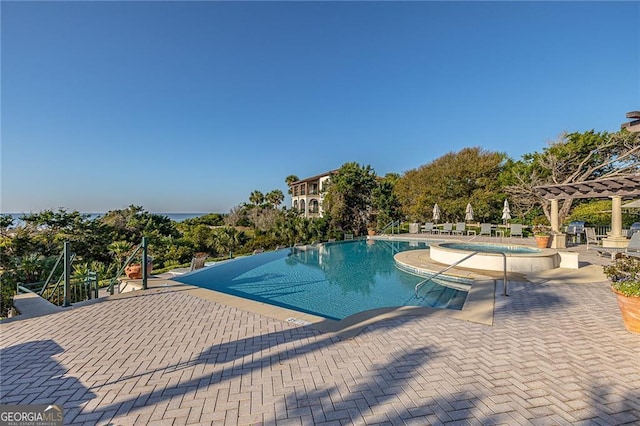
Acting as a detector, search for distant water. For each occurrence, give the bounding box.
[159,213,210,222]
[2,212,210,227]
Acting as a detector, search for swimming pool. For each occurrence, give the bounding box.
[174,240,468,320]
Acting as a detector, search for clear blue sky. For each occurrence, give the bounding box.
[2,1,638,214]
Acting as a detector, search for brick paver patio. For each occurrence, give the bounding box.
[2,266,639,424]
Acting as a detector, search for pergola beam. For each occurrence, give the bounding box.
[534,175,640,200]
[534,174,640,249]
[622,111,640,133]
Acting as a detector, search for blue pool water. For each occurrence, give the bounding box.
[174,240,468,320]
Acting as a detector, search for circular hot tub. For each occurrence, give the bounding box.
[429,242,559,273]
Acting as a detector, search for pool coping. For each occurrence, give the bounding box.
[107,272,497,340]
[132,238,606,338]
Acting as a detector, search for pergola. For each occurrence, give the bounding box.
[534,174,640,248]
[621,111,640,133]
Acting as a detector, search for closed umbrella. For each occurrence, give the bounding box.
[502,199,511,224]
[432,203,441,224]
[465,203,474,222]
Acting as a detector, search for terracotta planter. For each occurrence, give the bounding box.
[613,288,640,333]
[535,235,550,249]
[125,264,143,279]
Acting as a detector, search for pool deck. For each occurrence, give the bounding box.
[1,234,639,425]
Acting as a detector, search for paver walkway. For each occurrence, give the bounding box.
[2,235,640,425]
[2,276,639,425]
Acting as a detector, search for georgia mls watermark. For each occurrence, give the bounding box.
[0,404,63,426]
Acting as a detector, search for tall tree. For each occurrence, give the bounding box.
[214,227,245,258]
[372,173,402,229]
[323,162,378,236]
[503,130,640,224]
[101,205,178,243]
[249,190,265,206]
[394,147,507,222]
[265,189,284,208]
[285,175,299,194]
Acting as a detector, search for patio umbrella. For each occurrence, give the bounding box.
[502,199,511,224]
[465,203,474,222]
[432,203,441,224]
[622,199,640,209]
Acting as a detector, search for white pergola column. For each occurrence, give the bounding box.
[550,199,559,233]
[603,195,628,248]
[550,199,566,249]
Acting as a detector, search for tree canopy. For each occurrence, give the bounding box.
[323,162,378,236]
[503,130,640,224]
[394,147,507,223]
[372,173,402,229]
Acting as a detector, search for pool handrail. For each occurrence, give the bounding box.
[414,251,509,297]
[379,220,401,235]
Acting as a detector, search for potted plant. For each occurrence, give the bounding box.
[603,256,640,333]
[532,225,551,249]
[367,221,377,236]
[124,255,153,279]
[125,263,143,279]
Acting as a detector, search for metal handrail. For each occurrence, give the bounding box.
[40,272,98,306]
[17,284,37,294]
[41,250,65,294]
[414,251,509,297]
[379,220,400,235]
[44,253,76,298]
[17,242,97,306]
[39,249,75,295]
[17,282,43,294]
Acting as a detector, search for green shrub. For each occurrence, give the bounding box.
[0,273,17,317]
[568,200,637,227]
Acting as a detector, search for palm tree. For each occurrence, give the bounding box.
[285,175,299,195]
[249,190,265,206]
[108,241,132,270]
[266,189,285,209]
[19,253,45,283]
[214,227,243,258]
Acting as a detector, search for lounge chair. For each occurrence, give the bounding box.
[452,222,466,235]
[439,223,453,235]
[422,222,435,234]
[587,230,639,260]
[625,232,640,257]
[585,227,601,249]
[479,223,492,237]
[169,254,208,276]
[509,224,523,238]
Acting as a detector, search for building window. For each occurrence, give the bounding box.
[300,199,306,212]
[293,200,298,209]
[309,199,319,213]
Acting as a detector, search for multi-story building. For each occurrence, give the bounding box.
[289,170,337,218]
